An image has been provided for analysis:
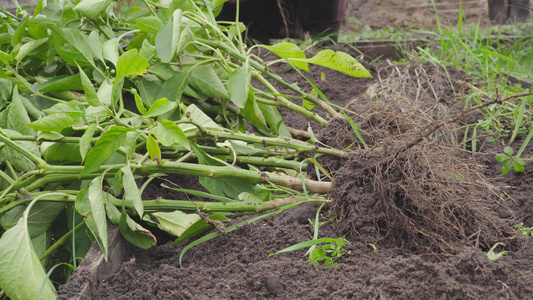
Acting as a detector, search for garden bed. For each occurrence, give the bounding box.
[58,52,533,299]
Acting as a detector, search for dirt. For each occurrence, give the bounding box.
[58,1,533,299]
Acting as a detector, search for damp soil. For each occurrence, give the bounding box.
[58,3,533,299]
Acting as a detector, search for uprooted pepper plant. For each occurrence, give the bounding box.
[0,1,372,298]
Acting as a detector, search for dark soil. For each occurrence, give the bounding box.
[58,2,533,299]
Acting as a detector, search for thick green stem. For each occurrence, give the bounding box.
[35,161,332,194]
[5,193,327,214]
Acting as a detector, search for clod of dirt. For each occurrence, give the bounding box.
[265,274,285,296]
[277,202,317,224]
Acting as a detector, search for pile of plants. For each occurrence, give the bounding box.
[0,0,373,298]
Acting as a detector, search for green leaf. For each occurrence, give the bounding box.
[153,119,190,149]
[115,49,150,84]
[503,146,514,156]
[152,211,201,237]
[14,38,48,62]
[88,176,108,260]
[0,130,39,172]
[513,157,525,173]
[81,126,130,176]
[74,0,112,19]
[132,89,147,114]
[13,15,29,46]
[44,0,64,21]
[228,60,251,108]
[26,113,75,132]
[172,213,230,246]
[265,42,309,71]
[241,92,267,131]
[80,124,97,162]
[119,209,156,249]
[144,98,177,117]
[101,38,120,66]
[7,87,35,136]
[0,218,56,300]
[121,164,144,217]
[39,74,83,92]
[43,142,82,164]
[269,238,339,256]
[0,202,65,238]
[189,64,229,99]
[290,49,372,78]
[78,65,101,107]
[192,144,255,199]
[494,154,508,163]
[155,9,182,62]
[136,16,164,34]
[155,70,190,102]
[146,135,161,165]
[51,27,95,67]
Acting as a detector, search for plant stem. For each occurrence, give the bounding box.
[203,130,347,158]
[0,130,47,168]
[252,72,329,126]
[197,38,342,119]
[36,161,332,194]
[39,221,86,261]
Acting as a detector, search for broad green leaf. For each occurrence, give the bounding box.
[139,39,157,60]
[74,0,112,19]
[26,113,75,132]
[172,213,230,246]
[88,176,108,260]
[7,87,35,135]
[51,27,95,67]
[121,164,144,216]
[228,60,251,108]
[78,65,101,107]
[152,211,201,237]
[179,104,221,132]
[265,42,309,71]
[44,0,64,21]
[189,64,229,99]
[192,144,255,199]
[153,119,190,149]
[80,124,97,161]
[43,142,82,164]
[241,92,267,131]
[144,98,177,117]
[115,49,149,84]
[81,126,130,176]
[136,16,164,34]
[43,101,82,119]
[132,88,147,114]
[39,131,64,141]
[0,202,65,238]
[155,69,190,102]
[15,38,48,62]
[12,15,29,46]
[39,74,82,92]
[155,9,182,62]
[0,130,39,172]
[97,78,114,106]
[257,102,291,137]
[176,26,195,55]
[290,50,372,78]
[119,209,156,249]
[146,135,161,165]
[102,38,120,67]
[0,218,56,300]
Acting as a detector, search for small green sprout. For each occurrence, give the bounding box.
[513,223,533,239]
[495,146,526,175]
[309,238,350,267]
[487,242,508,261]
